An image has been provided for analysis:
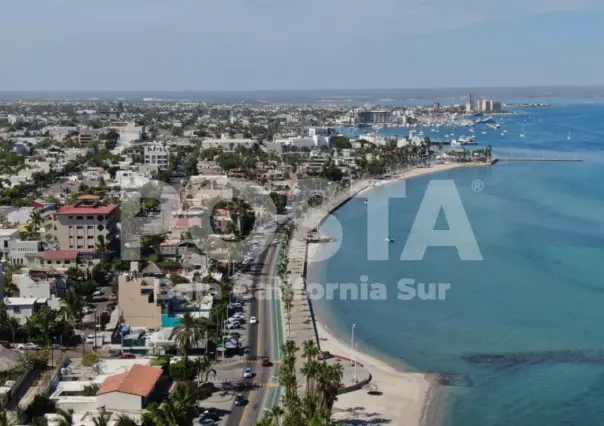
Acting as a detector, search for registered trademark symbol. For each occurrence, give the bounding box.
[471,180,484,192]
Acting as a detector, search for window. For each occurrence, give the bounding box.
[69,245,74,249]
[13,307,20,314]
[88,245,95,249]
[77,226,83,229]
[87,216,93,220]
[3,241,7,248]
[77,245,83,249]
[87,235,94,239]
[76,216,83,220]
[87,226,94,230]
[77,236,83,240]
[97,215,104,221]
[97,225,104,231]
[68,216,73,219]
[64,260,70,265]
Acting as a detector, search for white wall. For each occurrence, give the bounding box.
[97,392,142,411]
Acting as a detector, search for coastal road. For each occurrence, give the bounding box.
[225,228,285,426]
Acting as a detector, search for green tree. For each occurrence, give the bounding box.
[172,313,203,371]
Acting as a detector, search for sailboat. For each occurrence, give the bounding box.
[385,236,394,243]
[520,124,525,138]
[567,131,572,141]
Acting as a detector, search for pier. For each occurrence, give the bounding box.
[492,157,583,164]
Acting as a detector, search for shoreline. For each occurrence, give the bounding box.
[293,161,490,426]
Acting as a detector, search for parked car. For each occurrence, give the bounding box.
[226,323,240,330]
[17,343,40,350]
[92,290,103,297]
[85,337,95,344]
[119,353,136,359]
[249,316,258,324]
[243,368,253,379]
[199,419,216,426]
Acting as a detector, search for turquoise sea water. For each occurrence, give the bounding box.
[310,101,604,426]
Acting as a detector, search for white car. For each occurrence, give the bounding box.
[249,316,258,324]
[17,343,39,350]
[226,323,240,330]
[243,368,253,379]
[92,290,103,297]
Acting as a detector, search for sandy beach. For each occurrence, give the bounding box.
[357,161,490,195]
[316,322,433,426]
[302,162,489,425]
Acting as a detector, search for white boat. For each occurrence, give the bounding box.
[385,237,393,243]
[364,200,368,205]
[567,131,572,141]
[520,124,525,138]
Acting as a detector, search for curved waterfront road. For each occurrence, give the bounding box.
[225,223,285,426]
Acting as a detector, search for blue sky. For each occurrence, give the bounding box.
[1,0,603,90]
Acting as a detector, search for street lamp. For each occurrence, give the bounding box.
[350,324,355,366]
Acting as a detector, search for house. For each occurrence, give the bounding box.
[0,229,19,259]
[8,240,44,267]
[95,364,163,412]
[4,297,48,324]
[118,270,172,329]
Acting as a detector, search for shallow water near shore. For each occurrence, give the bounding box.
[310,102,604,426]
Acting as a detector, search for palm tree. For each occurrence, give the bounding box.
[28,210,44,234]
[95,235,108,267]
[0,410,16,426]
[54,408,74,426]
[301,361,321,398]
[92,407,110,426]
[59,288,83,326]
[29,417,48,426]
[197,355,216,382]
[262,405,284,426]
[172,313,202,370]
[114,414,137,426]
[302,340,319,364]
[2,264,20,297]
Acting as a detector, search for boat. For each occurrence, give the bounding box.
[520,124,525,138]
[567,131,572,141]
[364,200,368,205]
[385,237,393,243]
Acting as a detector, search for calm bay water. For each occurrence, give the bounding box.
[310,102,604,426]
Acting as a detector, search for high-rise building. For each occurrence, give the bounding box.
[433,102,441,112]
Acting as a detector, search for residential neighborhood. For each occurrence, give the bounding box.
[0,98,491,426]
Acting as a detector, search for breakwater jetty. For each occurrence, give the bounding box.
[463,349,604,366]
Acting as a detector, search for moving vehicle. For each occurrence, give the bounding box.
[249,316,257,324]
[119,353,136,359]
[243,367,253,378]
[261,356,271,367]
[234,393,246,406]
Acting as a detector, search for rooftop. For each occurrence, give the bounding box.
[41,250,79,261]
[56,203,117,215]
[96,364,163,397]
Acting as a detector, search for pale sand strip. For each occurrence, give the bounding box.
[316,322,433,426]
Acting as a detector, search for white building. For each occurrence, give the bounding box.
[0,229,19,258]
[114,170,152,189]
[143,143,169,170]
[4,297,48,324]
[202,138,254,151]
